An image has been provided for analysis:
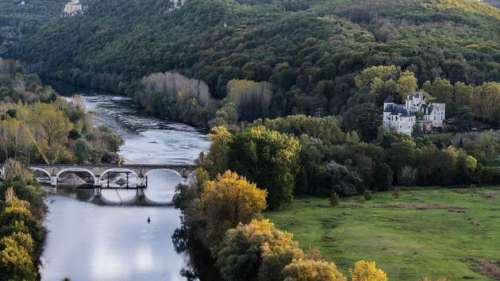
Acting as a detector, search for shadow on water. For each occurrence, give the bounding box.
[49,185,175,207]
[172,224,223,281]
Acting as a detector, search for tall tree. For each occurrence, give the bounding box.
[201,171,267,246]
[229,126,301,209]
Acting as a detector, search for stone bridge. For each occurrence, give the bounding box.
[1,163,196,188]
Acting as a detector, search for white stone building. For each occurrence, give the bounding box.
[63,0,82,17]
[383,92,445,135]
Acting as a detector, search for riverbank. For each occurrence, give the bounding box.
[0,162,47,281]
[267,187,500,281]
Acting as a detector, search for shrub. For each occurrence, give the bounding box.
[282,258,346,281]
[351,260,388,281]
[329,192,340,207]
[364,190,373,201]
[392,187,401,199]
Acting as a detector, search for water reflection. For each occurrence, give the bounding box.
[144,170,183,203]
[42,172,187,281]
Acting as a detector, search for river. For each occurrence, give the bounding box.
[40,95,211,281]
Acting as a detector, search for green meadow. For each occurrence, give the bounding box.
[267,188,500,281]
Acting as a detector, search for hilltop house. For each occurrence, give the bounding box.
[383,92,445,135]
[63,0,82,17]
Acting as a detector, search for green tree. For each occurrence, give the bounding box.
[423,78,454,106]
[342,103,381,142]
[202,126,234,177]
[388,139,417,184]
[229,126,301,209]
[255,115,346,145]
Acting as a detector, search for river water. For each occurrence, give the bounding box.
[40,95,210,281]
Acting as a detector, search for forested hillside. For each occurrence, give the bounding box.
[0,0,69,54]
[12,0,500,127]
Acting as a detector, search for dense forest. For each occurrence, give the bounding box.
[0,0,69,55]
[8,0,499,127]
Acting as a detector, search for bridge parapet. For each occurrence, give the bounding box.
[1,163,196,187]
[29,163,194,175]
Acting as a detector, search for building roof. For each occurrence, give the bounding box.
[383,103,415,117]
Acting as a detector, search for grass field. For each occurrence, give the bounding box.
[266,187,500,281]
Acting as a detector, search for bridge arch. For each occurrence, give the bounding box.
[30,167,51,178]
[145,168,183,179]
[98,168,141,187]
[56,168,97,185]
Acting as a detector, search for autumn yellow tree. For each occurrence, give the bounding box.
[32,103,72,163]
[397,71,418,98]
[0,188,39,281]
[0,234,37,281]
[201,171,267,245]
[0,118,32,162]
[283,258,346,281]
[216,219,303,281]
[351,260,388,281]
[354,65,418,100]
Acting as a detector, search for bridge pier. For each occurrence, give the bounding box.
[94,187,102,197]
[136,188,145,198]
[50,176,58,187]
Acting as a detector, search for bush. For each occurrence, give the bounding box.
[351,260,388,281]
[329,192,340,207]
[392,187,401,199]
[363,190,372,201]
[282,258,346,281]
[478,166,500,184]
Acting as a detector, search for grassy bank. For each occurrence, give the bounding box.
[267,188,500,281]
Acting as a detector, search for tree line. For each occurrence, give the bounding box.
[197,114,496,211]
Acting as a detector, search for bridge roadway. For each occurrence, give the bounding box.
[1,163,196,188]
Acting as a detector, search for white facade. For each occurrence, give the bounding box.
[428,103,445,127]
[63,0,82,17]
[383,103,416,136]
[383,92,445,135]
